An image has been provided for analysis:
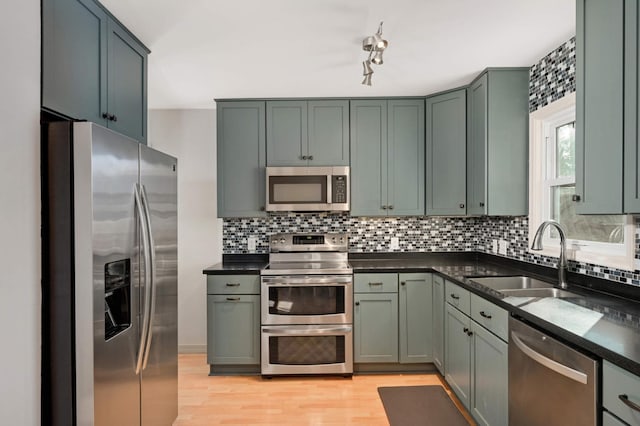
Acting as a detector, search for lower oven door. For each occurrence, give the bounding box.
[261,324,353,375]
[261,275,353,325]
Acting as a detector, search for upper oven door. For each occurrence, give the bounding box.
[265,166,349,212]
[261,275,353,325]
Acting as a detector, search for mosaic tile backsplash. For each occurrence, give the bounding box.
[222,37,640,290]
[529,37,576,113]
[223,214,640,288]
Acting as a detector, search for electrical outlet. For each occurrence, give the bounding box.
[498,240,508,255]
[492,240,498,253]
[247,236,257,252]
[390,237,400,250]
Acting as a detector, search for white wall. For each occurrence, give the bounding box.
[0,0,41,424]
[148,109,222,352]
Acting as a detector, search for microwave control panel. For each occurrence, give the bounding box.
[332,175,348,203]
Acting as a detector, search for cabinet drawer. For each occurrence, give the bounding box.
[470,294,508,342]
[354,273,398,293]
[445,280,470,315]
[207,274,260,295]
[603,361,640,426]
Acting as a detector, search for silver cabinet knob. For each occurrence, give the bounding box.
[388,205,394,210]
[308,155,313,160]
[459,203,465,208]
[381,205,388,210]
[301,155,308,160]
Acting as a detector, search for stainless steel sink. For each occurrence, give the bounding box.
[469,276,554,291]
[500,288,578,298]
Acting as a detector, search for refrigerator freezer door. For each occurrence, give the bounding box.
[139,144,178,426]
[73,123,142,426]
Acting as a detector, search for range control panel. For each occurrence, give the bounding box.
[269,233,348,252]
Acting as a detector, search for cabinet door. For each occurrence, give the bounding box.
[445,304,472,409]
[350,100,388,216]
[432,275,445,375]
[217,101,267,217]
[467,75,488,215]
[575,0,624,214]
[625,0,640,213]
[207,295,260,365]
[354,293,398,363]
[388,99,425,216]
[266,101,308,166]
[399,273,432,364]
[471,322,508,426]
[426,90,467,215]
[308,100,350,166]
[107,20,148,143]
[42,0,108,126]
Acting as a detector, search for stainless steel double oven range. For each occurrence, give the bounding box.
[260,233,353,376]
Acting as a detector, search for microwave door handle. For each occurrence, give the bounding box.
[327,174,332,205]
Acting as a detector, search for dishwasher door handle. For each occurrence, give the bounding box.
[511,331,589,384]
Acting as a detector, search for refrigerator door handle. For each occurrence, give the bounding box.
[140,184,157,370]
[134,184,153,375]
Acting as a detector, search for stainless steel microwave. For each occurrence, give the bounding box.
[265,166,350,212]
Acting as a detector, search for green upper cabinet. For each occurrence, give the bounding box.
[266,100,349,166]
[42,0,149,143]
[575,0,640,213]
[466,69,529,216]
[107,21,148,143]
[217,101,267,218]
[350,100,387,216]
[42,0,107,126]
[351,99,425,216]
[575,0,624,214]
[426,89,467,216]
[625,0,640,212]
[398,273,433,364]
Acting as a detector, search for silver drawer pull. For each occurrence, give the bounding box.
[226,297,241,301]
[450,294,460,300]
[619,394,640,413]
[225,283,241,287]
[369,282,384,286]
[480,311,492,319]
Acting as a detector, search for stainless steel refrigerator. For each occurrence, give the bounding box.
[42,121,178,426]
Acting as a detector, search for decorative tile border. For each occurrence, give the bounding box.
[529,37,576,113]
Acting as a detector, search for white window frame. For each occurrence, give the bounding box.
[529,93,636,271]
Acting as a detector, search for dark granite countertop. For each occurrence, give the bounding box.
[204,251,640,376]
[203,254,268,275]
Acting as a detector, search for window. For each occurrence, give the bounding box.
[529,93,635,270]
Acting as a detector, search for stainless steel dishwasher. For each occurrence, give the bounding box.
[509,317,599,426]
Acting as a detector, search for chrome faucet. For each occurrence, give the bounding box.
[530,220,569,289]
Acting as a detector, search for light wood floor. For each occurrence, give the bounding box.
[175,354,475,425]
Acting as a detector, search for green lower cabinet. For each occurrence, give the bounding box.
[445,303,472,409]
[353,292,399,363]
[444,295,509,425]
[471,322,508,426]
[432,275,445,374]
[206,294,260,365]
[399,273,433,363]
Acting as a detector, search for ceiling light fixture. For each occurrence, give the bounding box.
[361,21,388,86]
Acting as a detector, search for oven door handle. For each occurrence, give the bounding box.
[261,276,353,285]
[263,326,352,335]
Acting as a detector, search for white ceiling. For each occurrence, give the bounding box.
[101,0,576,109]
